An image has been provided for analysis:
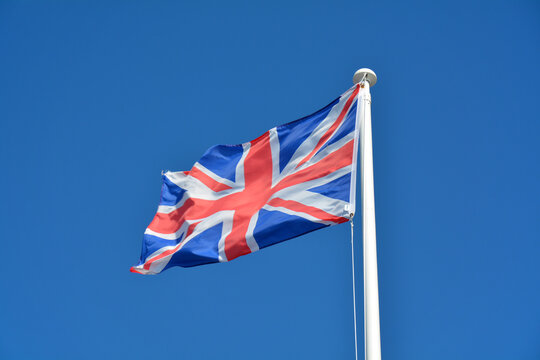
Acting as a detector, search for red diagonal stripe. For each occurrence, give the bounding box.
[296,85,359,168]
[143,244,181,270]
[148,198,213,234]
[190,166,232,192]
[274,139,354,193]
[130,267,144,274]
[267,198,349,224]
[143,221,200,270]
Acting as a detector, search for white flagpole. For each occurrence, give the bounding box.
[352,68,381,360]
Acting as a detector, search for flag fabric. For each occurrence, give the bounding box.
[131,84,361,274]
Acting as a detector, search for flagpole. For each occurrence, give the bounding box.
[353,68,381,360]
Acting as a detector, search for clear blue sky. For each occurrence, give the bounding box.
[1,1,539,359]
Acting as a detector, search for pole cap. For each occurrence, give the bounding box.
[353,68,377,86]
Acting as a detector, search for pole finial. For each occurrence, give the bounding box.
[353,68,377,86]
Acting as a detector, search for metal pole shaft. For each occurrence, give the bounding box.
[359,80,381,360]
[350,220,359,360]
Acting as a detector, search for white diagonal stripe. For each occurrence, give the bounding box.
[245,212,260,253]
[268,127,281,187]
[143,211,235,273]
[273,164,352,197]
[234,142,250,188]
[279,86,356,176]
[272,191,349,218]
[292,132,354,173]
[193,162,236,188]
[261,204,336,226]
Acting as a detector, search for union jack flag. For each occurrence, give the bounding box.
[131,84,361,274]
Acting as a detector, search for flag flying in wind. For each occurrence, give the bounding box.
[131,84,361,274]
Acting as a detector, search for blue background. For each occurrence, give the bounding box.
[1,1,539,359]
